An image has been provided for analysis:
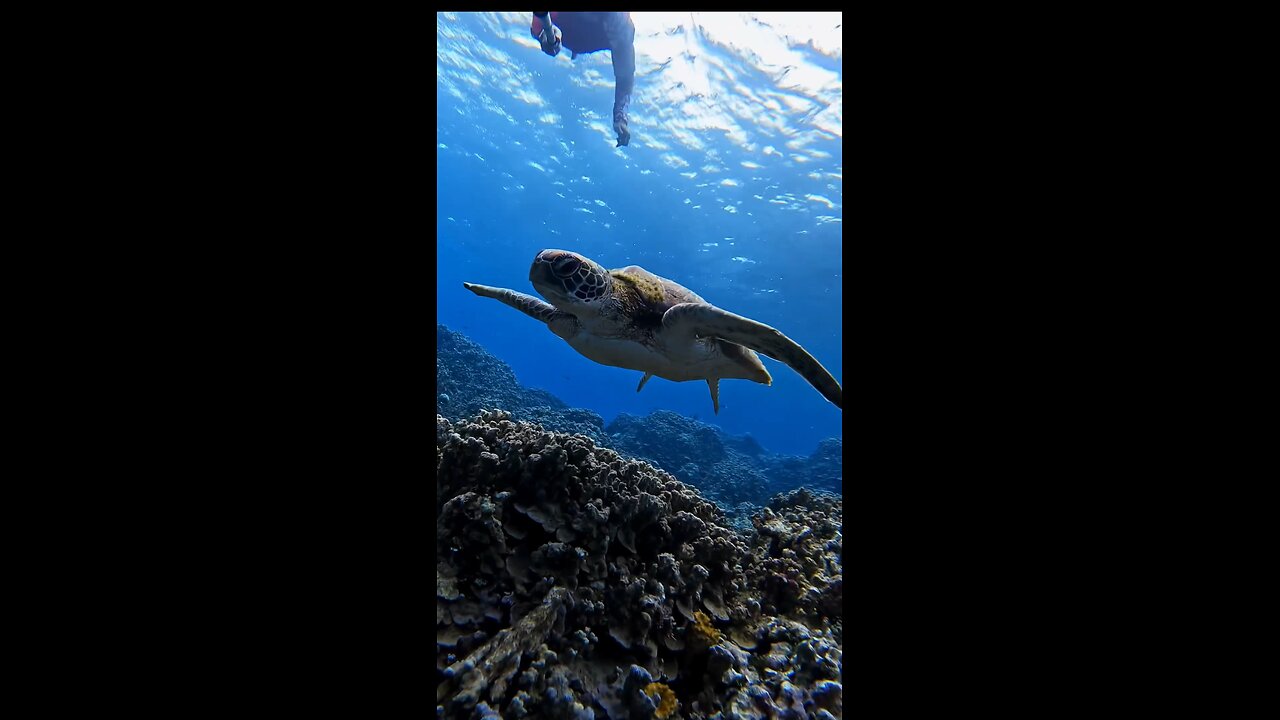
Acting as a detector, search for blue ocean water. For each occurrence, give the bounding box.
[436,12,842,458]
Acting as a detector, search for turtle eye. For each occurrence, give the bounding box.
[554,257,581,277]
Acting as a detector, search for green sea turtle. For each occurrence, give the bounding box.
[463,249,842,413]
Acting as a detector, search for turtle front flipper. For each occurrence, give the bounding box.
[663,302,842,410]
[463,283,580,340]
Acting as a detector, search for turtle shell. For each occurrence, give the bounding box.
[609,265,708,326]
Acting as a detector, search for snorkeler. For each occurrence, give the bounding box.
[531,12,636,148]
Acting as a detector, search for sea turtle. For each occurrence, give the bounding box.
[463,249,842,413]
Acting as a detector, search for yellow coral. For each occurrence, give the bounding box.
[688,610,723,649]
[644,682,678,719]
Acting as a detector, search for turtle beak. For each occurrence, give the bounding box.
[530,249,568,284]
[529,252,560,298]
[530,258,553,285]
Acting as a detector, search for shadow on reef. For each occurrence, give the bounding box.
[437,324,842,510]
[437,410,843,719]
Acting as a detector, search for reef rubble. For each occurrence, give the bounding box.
[437,410,843,719]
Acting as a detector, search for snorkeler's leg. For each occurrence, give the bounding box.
[533,11,561,56]
[609,16,636,146]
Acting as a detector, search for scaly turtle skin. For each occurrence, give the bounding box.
[464,249,842,413]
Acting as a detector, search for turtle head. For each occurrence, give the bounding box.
[530,249,611,309]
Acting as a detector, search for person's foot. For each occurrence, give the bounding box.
[614,115,630,147]
[539,26,561,56]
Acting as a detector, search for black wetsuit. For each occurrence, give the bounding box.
[532,12,636,147]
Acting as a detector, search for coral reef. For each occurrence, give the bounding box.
[437,325,613,447]
[686,611,722,652]
[436,325,525,415]
[758,439,843,496]
[644,682,678,719]
[606,411,843,506]
[605,411,771,507]
[746,488,844,640]
[437,410,843,719]
[438,324,843,507]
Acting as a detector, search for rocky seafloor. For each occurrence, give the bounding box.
[436,325,843,719]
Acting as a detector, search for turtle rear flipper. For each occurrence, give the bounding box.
[663,302,842,410]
